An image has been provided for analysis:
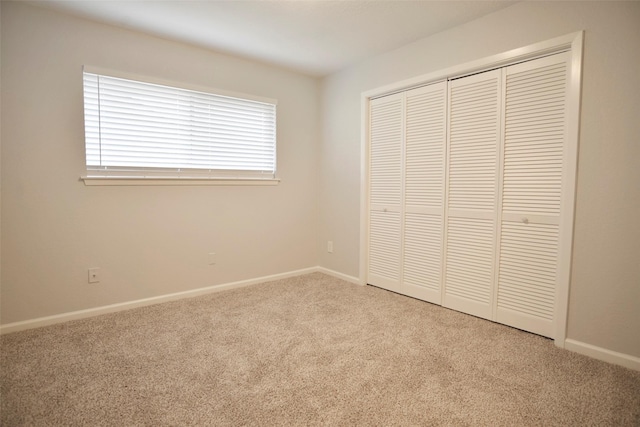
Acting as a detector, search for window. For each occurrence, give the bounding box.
[82,68,277,183]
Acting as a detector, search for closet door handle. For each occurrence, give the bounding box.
[522,218,529,224]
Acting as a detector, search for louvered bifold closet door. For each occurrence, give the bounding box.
[401,82,447,303]
[496,52,570,338]
[444,70,502,320]
[368,93,404,293]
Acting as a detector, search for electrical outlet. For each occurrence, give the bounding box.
[327,241,334,253]
[88,268,100,283]
[208,252,216,265]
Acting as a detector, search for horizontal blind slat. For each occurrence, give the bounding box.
[83,71,276,175]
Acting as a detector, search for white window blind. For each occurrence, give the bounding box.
[83,71,276,179]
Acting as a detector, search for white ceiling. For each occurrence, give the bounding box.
[27,0,517,77]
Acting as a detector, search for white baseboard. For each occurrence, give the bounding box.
[564,338,640,371]
[0,266,319,335]
[316,267,362,285]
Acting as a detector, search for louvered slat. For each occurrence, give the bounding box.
[444,216,495,319]
[503,60,566,215]
[403,213,442,293]
[497,221,559,320]
[448,73,500,212]
[368,94,403,292]
[405,83,446,209]
[444,70,500,320]
[400,83,446,303]
[369,210,402,282]
[370,96,403,207]
[496,53,570,338]
[367,52,573,340]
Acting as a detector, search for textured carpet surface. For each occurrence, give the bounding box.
[1,272,639,426]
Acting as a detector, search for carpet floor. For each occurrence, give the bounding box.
[1,272,639,426]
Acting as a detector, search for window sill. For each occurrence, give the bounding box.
[81,176,280,186]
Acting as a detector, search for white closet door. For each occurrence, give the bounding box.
[368,93,404,292]
[401,82,447,303]
[496,52,570,338]
[444,69,502,320]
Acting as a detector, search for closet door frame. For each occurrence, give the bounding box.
[361,31,583,348]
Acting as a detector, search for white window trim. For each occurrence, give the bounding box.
[81,176,280,186]
[81,66,279,186]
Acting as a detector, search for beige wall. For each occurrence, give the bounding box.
[0,2,320,324]
[319,1,640,357]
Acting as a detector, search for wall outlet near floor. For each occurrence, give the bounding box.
[327,241,334,253]
[88,268,100,283]
[208,252,217,265]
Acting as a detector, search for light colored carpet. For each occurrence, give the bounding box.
[1,272,639,426]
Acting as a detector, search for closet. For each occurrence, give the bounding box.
[367,51,574,339]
